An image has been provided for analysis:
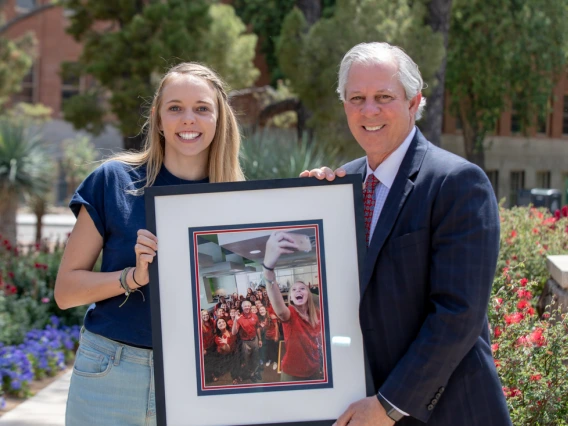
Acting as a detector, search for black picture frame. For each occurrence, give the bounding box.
[145,176,373,426]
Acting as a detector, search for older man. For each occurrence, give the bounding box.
[232,300,262,382]
[305,42,511,425]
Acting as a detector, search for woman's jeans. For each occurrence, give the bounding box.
[65,327,156,426]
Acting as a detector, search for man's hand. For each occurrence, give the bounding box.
[333,397,395,426]
[258,340,263,348]
[299,167,346,181]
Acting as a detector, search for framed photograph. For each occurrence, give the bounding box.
[146,177,372,426]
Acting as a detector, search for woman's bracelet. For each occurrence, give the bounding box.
[120,267,133,294]
[119,266,145,307]
[262,263,274,271]
[132,267,143,287]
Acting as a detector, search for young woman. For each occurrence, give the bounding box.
[213,318,240,385]
[55,62,244,425]
[262,231,322,382]
[262,307,280,370]
[201,310,218,382]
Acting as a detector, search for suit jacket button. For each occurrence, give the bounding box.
[431,399,438,405]
[438,387,445,393]
[427,404,434,411]
[435,392,442,399]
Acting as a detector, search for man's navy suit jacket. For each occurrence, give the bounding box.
[343,129,511,425]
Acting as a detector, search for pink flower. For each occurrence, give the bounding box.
[517,299,529,310]
[519,278,528,287]
[516,335,531,347]
[503,387,522,399]
[504,312,524,325]
[529,328,546,347]
[562,205,568,217]
[510,230,517,238]
[526,307,535,316]
[491,343,499,353]
[41,297,50,304]
[530,374,542,382]
[494,326,503,338]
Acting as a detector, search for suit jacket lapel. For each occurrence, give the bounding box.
[360,129,429,297]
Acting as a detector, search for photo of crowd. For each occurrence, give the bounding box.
[191,224,330,391]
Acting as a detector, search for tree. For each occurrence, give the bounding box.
[0,33,36,105]
[0,117,53,244]
[446,0,568,170]
[62,1,259,150]
[234,0,336,85]
[277,0,444,155]
[60,135,98,202]
[420,0,453,146]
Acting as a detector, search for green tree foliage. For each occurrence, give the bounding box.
[203,4,259,89]
[0,33,36,105]
[277,0,444,156]
[234,0,336,85]
[60,135,98,202]
[446,0,568,170]
[61,0,259,149]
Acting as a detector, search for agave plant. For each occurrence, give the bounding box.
[0,118,53,244]
[239,128,346,181]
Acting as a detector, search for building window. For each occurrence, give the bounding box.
[563,96,568,135]
[12,65,35,104]
[486,170,499,198]
[536,171,551,189]
[510,171,525,206]
[15,0,36,14]
[61,62,81,101]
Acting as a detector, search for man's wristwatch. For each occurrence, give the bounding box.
[377,394,405,422]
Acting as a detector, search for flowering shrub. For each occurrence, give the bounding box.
[497,204,568,291]
[490,265,568,425]
[0,236,88,345]
[0,316,80,399]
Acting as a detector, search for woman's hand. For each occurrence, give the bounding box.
[263,232,299,269]
[133,229,158,286]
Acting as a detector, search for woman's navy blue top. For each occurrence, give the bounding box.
[70,161,208,348]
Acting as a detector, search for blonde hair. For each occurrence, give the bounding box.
[292,281,319,328]
[108,62,244,192]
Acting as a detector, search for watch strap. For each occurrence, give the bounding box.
[377,394,405,422]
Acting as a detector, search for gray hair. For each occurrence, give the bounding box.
[242,301,251,308]
[337,42,426,120]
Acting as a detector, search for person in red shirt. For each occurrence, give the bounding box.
[263,231,323,382]
[258,305,280,370]
[213,318,240,385]
[232,300,262,382]
[227,308,237,329]
[201,309,218,382]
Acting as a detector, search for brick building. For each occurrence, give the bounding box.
[1,0,568,205]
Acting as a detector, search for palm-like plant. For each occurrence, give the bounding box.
[0,118,53,244]
[239,128,346,181]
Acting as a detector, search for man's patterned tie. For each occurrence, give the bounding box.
[363,174,379,245]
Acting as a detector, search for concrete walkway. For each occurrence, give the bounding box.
[0,371,70,425]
